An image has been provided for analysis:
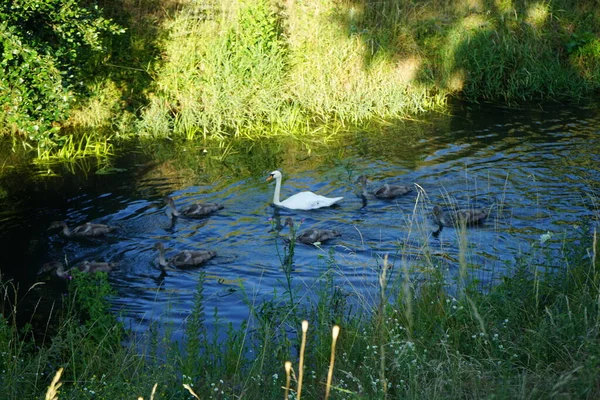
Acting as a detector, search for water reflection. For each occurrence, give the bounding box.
[1,102,599,337]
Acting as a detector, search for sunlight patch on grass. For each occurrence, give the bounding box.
[526,2,551,28]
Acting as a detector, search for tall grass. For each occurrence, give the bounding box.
[137,0,447,140]
[136,0,600,142]
[138,0,291,140]
[5,0,600,160]
[441,12,589,102]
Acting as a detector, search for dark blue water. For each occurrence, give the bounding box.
[1,101,599,337]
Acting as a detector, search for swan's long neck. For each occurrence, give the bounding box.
[166,199,180,218]
[56,264,70,279]
[272,175,283,205]
[79,262,91,273]
[62,224,72,237]
[157,247,169,268]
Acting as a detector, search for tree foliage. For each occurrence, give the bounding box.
[0,0,123,147]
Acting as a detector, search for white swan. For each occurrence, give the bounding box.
[266,170,343,210]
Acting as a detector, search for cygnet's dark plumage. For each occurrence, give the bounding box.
[432,205,489,228]
[38,260,119,279]
[285,217,341,245]
[356,175,412,199]
[165,196,223,219]
[48,221,115,237]
[77,260,120,273]
[153,242,216,270]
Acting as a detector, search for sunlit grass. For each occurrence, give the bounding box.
[137,0,448,141]
[136,0,600,143]
[32,133,114,173]
[4,0,600,162]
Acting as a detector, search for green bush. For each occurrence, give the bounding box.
[568,33,600,84]
[0,0,123,146]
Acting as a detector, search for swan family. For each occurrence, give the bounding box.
[41,169,490,278]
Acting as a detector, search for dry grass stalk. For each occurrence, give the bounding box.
[297,320,309,400]
[325,325,340,400]
[45,367,64,400]
[284,360,292,400]
[150,383,158,400]
[183,383,201,399]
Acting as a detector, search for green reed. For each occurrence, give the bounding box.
[136,0,600,143]
[137,0,447,141]
[33,133,113,164]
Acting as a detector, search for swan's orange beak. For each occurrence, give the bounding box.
[266,174,273,182]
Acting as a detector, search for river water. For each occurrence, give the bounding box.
[1,101,599,337]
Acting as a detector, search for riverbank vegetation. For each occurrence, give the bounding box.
[1,0,599,161]
[1,220,599,399]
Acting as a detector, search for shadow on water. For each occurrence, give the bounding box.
[2,101,600,338]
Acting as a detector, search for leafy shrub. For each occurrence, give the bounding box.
[0,0,123,146]
[568,33,600,84]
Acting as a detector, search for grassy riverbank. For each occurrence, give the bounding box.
[1,222,599,399]
[138,0,600,141]
[2,0,600,160]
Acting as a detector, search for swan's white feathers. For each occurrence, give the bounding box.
[278,191,343,210]
[267,170,343,210]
